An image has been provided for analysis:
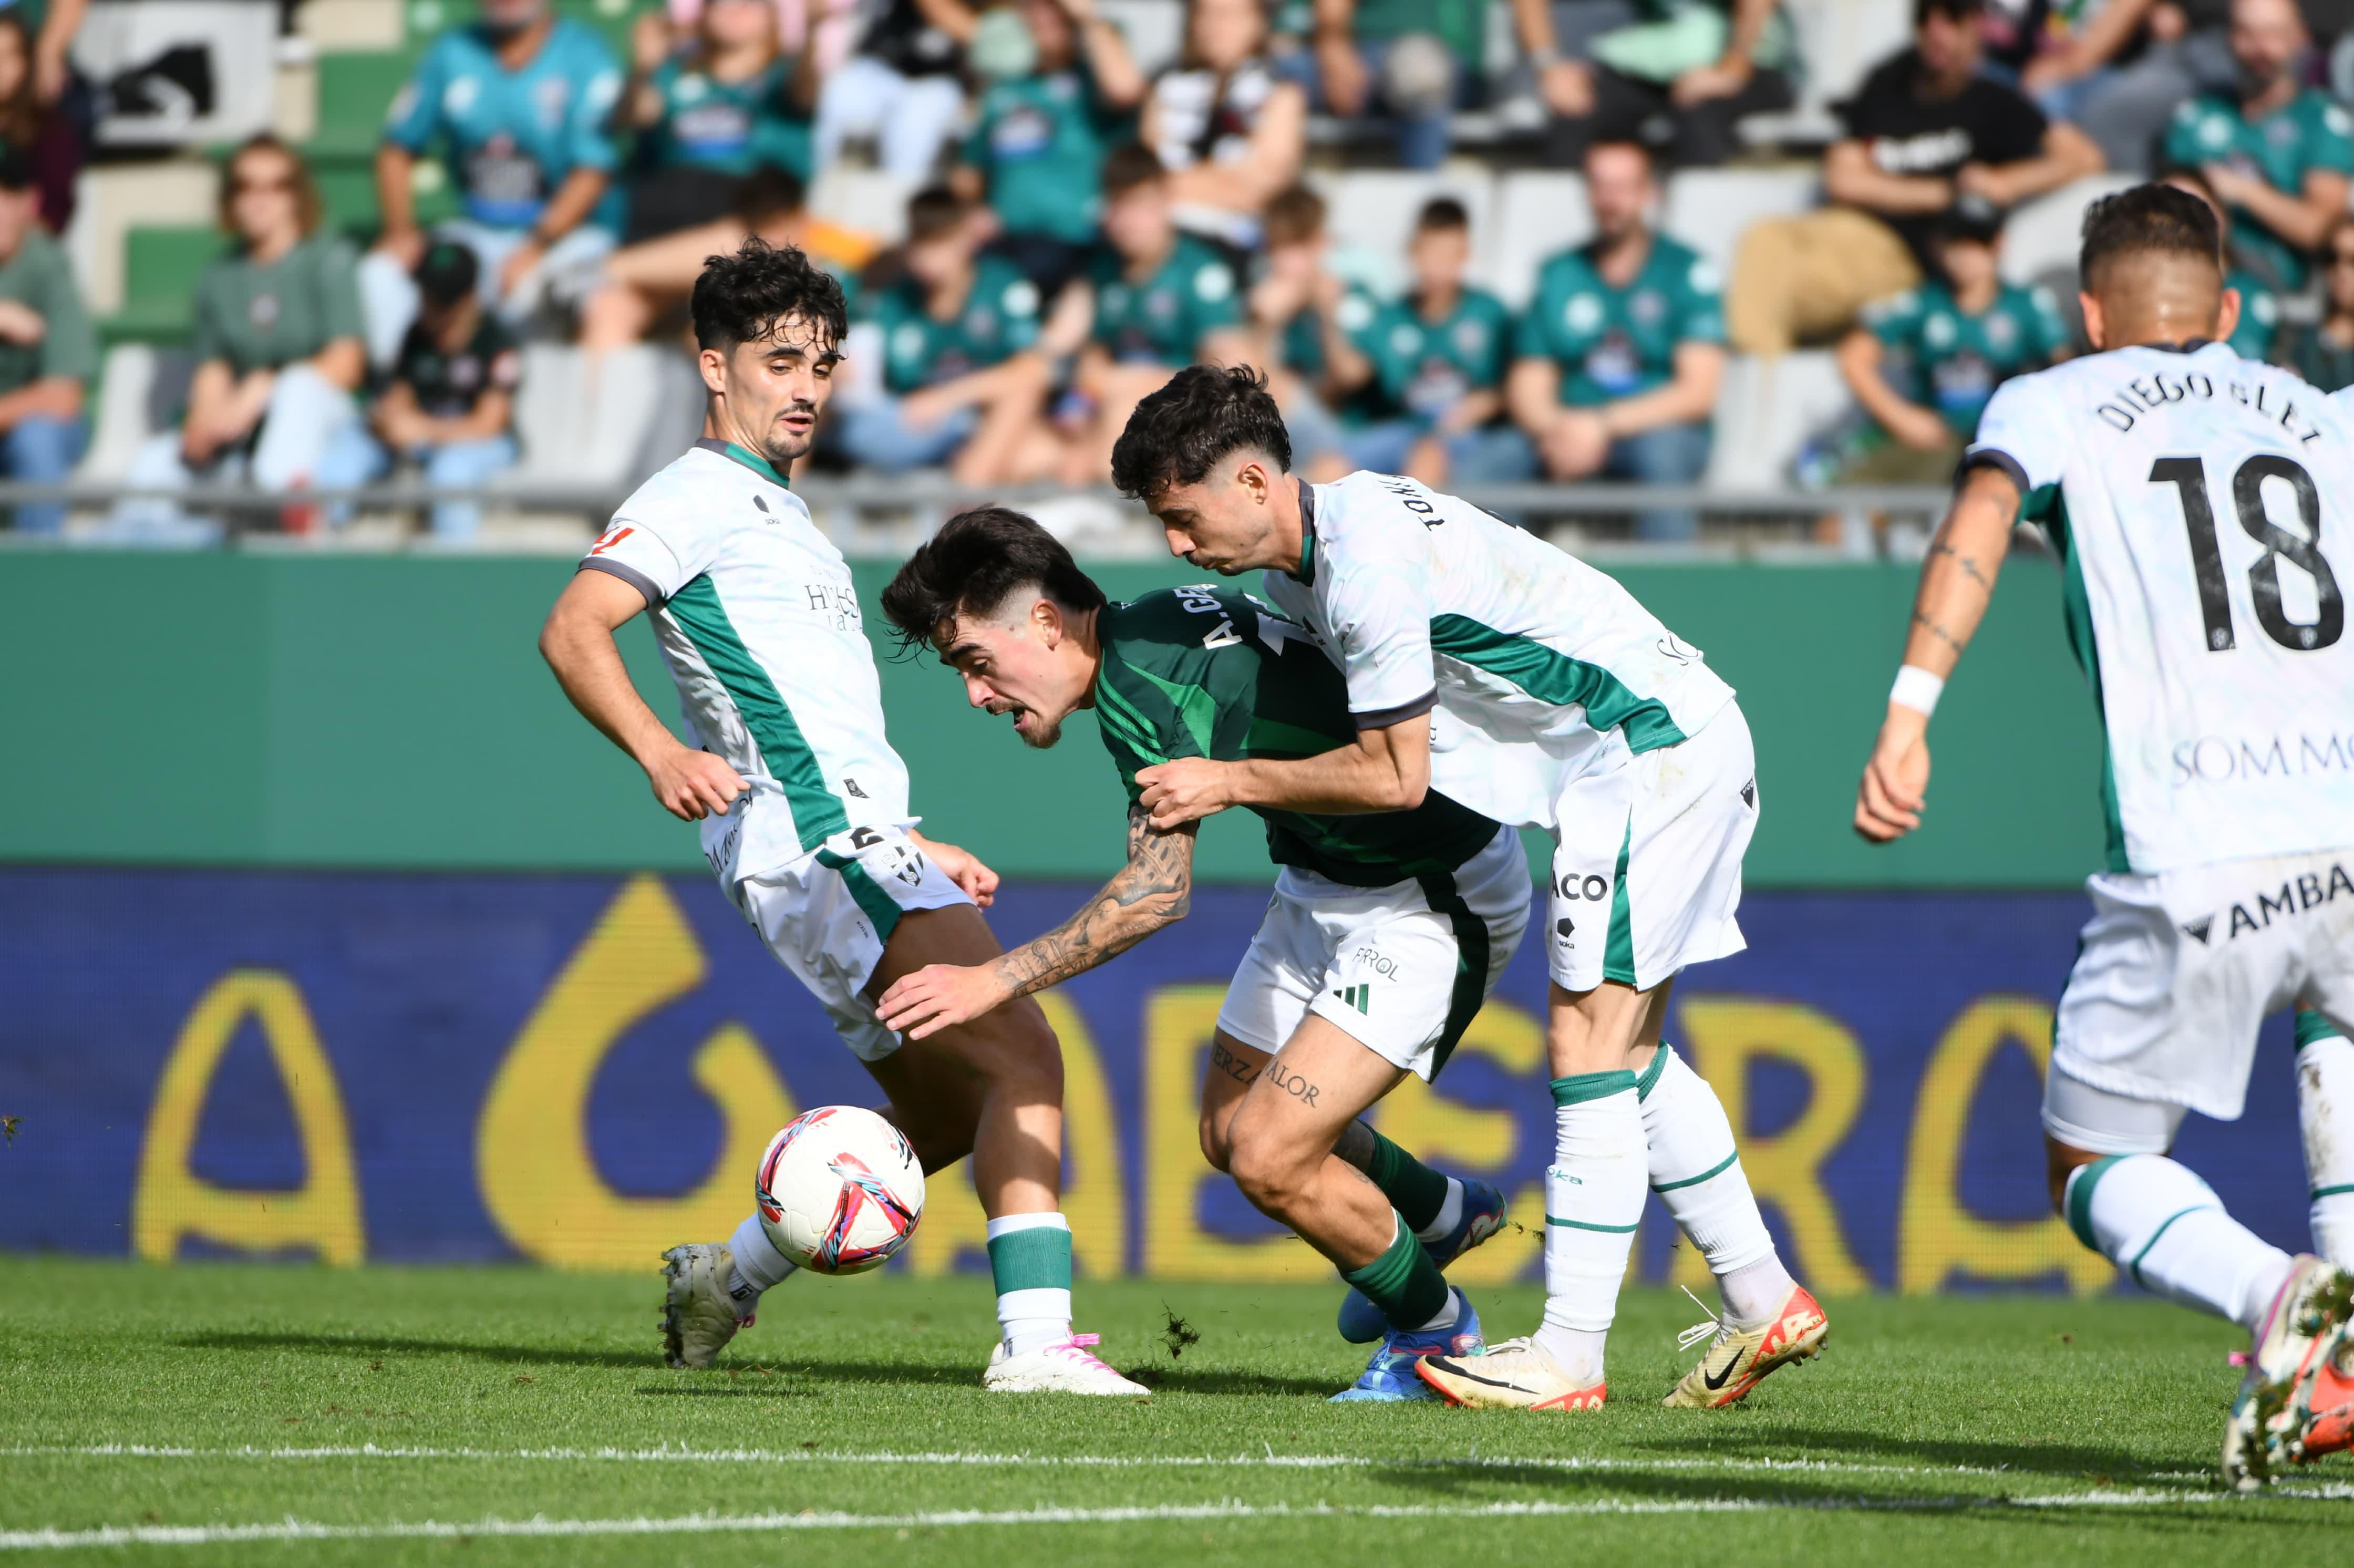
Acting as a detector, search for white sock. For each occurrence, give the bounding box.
[726,1212,798,1303]
[986,1212,1074,1356]
[1416,1179,1466,1245]
[2297,1014,2354,1267]
[1537,1070,1646,1386]
[1639,1045,1790,1324]
[2067,1154,2295,1330]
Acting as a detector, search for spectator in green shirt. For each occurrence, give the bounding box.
[113,136,367,540]
[1061,143,1255,484]
[2278,213,2354,392]
[2160,163,2284,360]
[1281,0,1484,169]
[953,0,1144,299]
[2160,0,2352,293]
[1336,197,1530,488]
[618,0,820,242]
[835,186,1061,484]
[1831,203,2069,485]
[1506,140,1725,541]
[0,146,88,533]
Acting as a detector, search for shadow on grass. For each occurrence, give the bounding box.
[175,1332,654,1371]
[1119,1367,1339,1399]
[1615,1424,2170,1483]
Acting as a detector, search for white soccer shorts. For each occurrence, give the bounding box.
[732,822,973,1062]
[1543,702,1757,994]
[2045,847,2354,1140]
[1216,823,1532,1082]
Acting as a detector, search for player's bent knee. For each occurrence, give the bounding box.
[1197,1106,1234,1172]
[1224,1120,1312,1214]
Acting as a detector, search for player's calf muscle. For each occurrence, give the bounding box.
[1197,1033,1268,1172]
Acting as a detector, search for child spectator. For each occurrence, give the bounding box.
[1246,181,1376,482]
[1061,142,1254,483]
[0,15,79,232]
[834,187,1061,484]
[2161,0,2352,294]
[112,137,366,539]
[620,0,820,242]
[1508,140,1725,541]
[1346,197,1528,487]
[2280,215,2354,391]
[363,0,623,368]
[1828,202,2068,484]
[0,146,90,532]
[954,0,1144,299]
[2159,164,2281,360]
[814,0,977,180]
[314,243,521,543]
[1142,0,1307,251]
[1515,0,1799,170]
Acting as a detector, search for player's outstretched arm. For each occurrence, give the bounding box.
[1855,462,2020,843]
[877,805,1196,1039]
[1135,717,1430,829]
[539,570,748,822]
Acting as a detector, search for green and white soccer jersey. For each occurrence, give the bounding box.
[1862,278,2068,440]
[1966,344,2354,1119]
[1087,235,1244,366]
[2163,90,2354,292]
[1093,586,1527,1078]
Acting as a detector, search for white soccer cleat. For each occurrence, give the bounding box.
[983,1333,1152,1396]
[660,1243,751,1369]
[2223,1254,2349,1491]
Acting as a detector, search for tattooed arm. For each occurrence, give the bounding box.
[1856,461,2021,843]
[874,805,1197,1040]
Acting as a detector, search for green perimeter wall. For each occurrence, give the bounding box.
[0,552,2103,886]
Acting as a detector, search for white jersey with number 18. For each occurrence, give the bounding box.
[1965,341,2354,875]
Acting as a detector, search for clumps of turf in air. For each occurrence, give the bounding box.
[1160,1307,1201,1360]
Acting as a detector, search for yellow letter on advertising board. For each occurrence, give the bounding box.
[1675,999,1870,1295]
[133,969,364,1265]
[1143,985,1330,1281]
[1372,999,1546,1286]
[1899,996,2114,1295]
[477,876,796,1272]
[908,992,1128,1278]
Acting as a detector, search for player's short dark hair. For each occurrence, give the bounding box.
[880,506,1111,652]
[1914,0,1983,26]
[1416,196,1470,234]
[2079,182,2221,291]
[906,184,968,244]
[1263,183,1326,247]
[1110,364,1292,500]
[1101,141,1167,199]
[690,235,848,354]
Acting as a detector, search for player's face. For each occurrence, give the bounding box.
[937,607,1085,749]
[706,313,839,467]
[1151,452,1283,574]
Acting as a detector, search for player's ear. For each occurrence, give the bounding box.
[1032,595,1063,646]
[697,346,728,398]
[2077,292,2105,352]
[2213,284,2241,347]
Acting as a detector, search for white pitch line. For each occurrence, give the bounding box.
[2,1488,2330,1552]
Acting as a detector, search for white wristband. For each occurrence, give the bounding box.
[1889,664,1945,718]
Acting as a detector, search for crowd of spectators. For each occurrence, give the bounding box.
[20,0,2354,539]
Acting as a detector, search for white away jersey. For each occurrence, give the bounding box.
[1257,471,1736,828]
[1967,342,2354,874]
[578,440,911,884]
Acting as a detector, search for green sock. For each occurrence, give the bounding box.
[1361,1127,1453,1234]
[1340,1213,1450,1332]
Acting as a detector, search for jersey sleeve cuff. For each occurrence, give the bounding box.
[1957,447,2029,495]
[1351,689,1438,730]
[577,555,665,608]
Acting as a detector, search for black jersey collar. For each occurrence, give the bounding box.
[1289,477,1317,584]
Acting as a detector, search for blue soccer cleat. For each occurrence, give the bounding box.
[1337,1179,1507,1344]
[1329,1291,1483,1401]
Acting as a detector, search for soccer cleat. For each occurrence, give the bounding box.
[2222,1256,2351,1491]
[1663,1283,1830,1409]
[984,1334,1153,1396]
[659,1243,752,1370]
[1331,1291,1483,1401]
[1336,1180,1508,1344]
[1415,1334,1603,1411]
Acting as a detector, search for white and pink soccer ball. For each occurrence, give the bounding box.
[754,1107,926,1275]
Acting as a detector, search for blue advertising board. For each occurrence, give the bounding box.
[0,866,2317,1293]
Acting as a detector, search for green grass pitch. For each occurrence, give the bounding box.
[2,1258,2348,1562]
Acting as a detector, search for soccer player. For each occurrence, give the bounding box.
[871,507,1527,1399]
[1102,366,1828,1411]
[536,239,1145,1397]
[1854,183,2354,1488]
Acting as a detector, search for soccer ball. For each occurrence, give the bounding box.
[753,1107,926,1275]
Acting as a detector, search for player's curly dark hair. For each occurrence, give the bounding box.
[880,506,1111,654]
[691,235,848,354]
[1108,363,1293,501]
[2079,183,2221,291]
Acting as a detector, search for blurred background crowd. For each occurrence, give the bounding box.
[12,0,2354,548]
